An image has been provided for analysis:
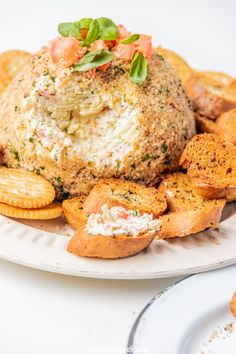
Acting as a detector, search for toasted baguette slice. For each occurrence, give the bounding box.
[215,109,236,145]
[83,179,167,217]
[155,47,192,85]
[0,50,31,93]
[180,134,236,201]
[62,196,86,229]
[195,110,236,145]
[67,216,155,259]
[230,292,236,317]
[195,113,217,134]
[197,71,234,86]
[157,206,224,239]
[158,172,226,212]
[186,71,236,119]
[158,173,226,238]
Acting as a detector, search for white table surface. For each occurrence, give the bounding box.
[0,259,176,354]
[0,0,235,353]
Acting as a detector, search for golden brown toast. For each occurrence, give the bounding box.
[155,47,192,85]
[180,134,236,201]
[0,50,31,94]
[158,173,226,238]
[67,215,156,259]
[230,292,236,317]
[215,109,236,145]
[158,207,224,239]
[195,113,217,134]
[186,71,236,119]
[62,196,86,229]
[83,178,167,217]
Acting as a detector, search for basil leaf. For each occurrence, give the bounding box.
[129,52,147,85]
[86,19,101,45]
[58,22,80,38]
[120,34,140,45]
[76,18,92,30]
[74,49,113,71]
[97,17,119,40]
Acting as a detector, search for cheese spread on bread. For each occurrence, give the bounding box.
[85,204,162,236]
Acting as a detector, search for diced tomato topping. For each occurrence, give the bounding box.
[104,40,117,49]
[97,62,111,71]
[112,43,135,60]
[118,211,129,220]
[89,39,108,52]
[134,34,152,60]
[118,24,131,39]
[50,36,86,68]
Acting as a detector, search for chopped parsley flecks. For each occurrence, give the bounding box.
[132,210,140,217]
[51,76,56,82]
[43,70,49,76]
[54,177,70,199]
[161,143,168,153]
[29,137,34,143]
[142,154,152,162]
[11,149,20,161]
[164,154,171,165]
[55,176,62,184]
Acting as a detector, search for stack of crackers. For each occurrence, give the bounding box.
[0,167,62,219]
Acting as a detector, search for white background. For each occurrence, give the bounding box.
[0,0,235,353]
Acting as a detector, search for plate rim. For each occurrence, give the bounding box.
[127,275,192,352]
[1,211,236,279]
[127,266,236,352]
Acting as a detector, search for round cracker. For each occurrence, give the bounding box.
[0,167,55,208]
[0,202,62,220]
[0,50,31,87]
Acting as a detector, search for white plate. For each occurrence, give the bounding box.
[0,203,236,279]
[128,265,236,353]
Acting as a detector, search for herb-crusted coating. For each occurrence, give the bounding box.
[0,47,195,198]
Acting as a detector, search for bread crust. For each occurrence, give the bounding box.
[67,216,155,259]
[179,134,236,201]
[195,113,217,134]
[83,178,167,217]
[158,172,226,238]
[215,109,236,145]
[186,72,236,119]
[62,196,86,229]
[193,178,236,202]
[158,204,224,239]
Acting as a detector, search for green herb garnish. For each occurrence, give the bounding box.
[96,17,119,40]
[74,49,113,72]
[11,149,20,161]
[161,143,168,153]
[55,177,62,184]
[58,22,81,39]
[164,154,171,165]
[58,17,119,44]
[29,137,34,143]
[120,34,140,45]
[129,52,147,85]
[132,210,140,217]
[85,19,101,45]
[142,154,152,162]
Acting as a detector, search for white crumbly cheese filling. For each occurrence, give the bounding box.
[85,204,162,237]
[21,71,141,167]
